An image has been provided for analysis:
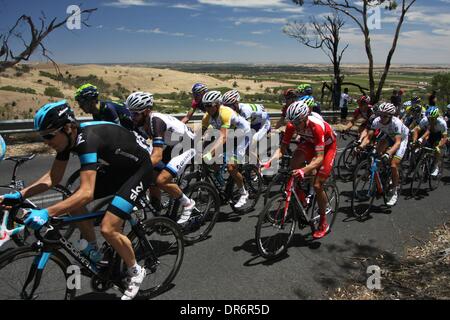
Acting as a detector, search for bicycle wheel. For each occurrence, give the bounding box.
[336,142,358,181]
[410,157,428,196]
[429,155,444,191]
[127,217,184,297]
[310,182,339,232]
[230,164,262,214]
[171,181,221,244]
[7,185,75,247]
[352,160,370,190]
[351,168,376,218]
[0,246,76,300]
[263,172,289,205]
[65,169,81,192]
[255,193,296,259]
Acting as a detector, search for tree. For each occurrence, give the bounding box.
[284,12,348,110]
[430,73,450,105]
[0,7,97,73]
[292,0,417,103]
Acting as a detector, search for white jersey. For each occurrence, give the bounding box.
[419,116,448,134]
[238,103,269,126]
[371,116,409,140]
[146,112,195,147]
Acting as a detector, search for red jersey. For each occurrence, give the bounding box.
[353,105,373,121]
[282,116,335,153]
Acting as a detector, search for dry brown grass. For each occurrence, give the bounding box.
[331,222,450,300]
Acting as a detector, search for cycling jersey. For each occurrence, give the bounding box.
[94,101,134,131]
[0,134,5,161]
[144,112,196,177]
[192,99,206,113]
[371,116,409,140]
[202,106,250,132]
[353,105,373,121]
[238,103,269,126]
[56,121,154,220]
[419,117,448,134]
[282,116,336,154]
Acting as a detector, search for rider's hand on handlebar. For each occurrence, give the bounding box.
[23,209,49,230]
[261,161,271,170]
[0,191,23,207]
[381,153,390,162]
[292,168,305,180]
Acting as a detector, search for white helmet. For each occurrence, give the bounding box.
[286,100,310,122]
[202,90,222,105]
[222,90,240,106]
[446,104,450,110]
[126,92,154,112]
[378,102,396,115]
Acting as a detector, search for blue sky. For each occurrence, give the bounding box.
[1,0,450,64]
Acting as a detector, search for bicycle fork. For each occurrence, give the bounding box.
[20,250,52,300]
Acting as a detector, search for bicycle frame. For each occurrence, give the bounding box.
[11,208,158,299]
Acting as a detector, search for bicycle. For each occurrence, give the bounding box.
[255,172,339,259]
[0,154,73,247]
[408,145,444,197]
[351,149,403,218]
[335,131,361,181]
[0,199,184,300]
[182,159,262,214]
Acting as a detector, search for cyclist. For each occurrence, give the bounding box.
[0,100,154,300]
[265,100,337,239]
[74,83,134,131]
[443,104,450,129]
[222,90,271,146]
[412,106,448,177]
[275,88,299,129]
[342,95,373,142]
[126,92,197,224]
[401,96,425,130]
[201,91,251,208]
[359,102,409,207]
[0,133,5,161]
[181,83,209,124]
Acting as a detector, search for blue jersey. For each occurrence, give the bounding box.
[94,101,134,131]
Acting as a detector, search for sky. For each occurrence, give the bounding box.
[1,0,450,64]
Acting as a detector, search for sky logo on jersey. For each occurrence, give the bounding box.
[130,182,144,202]
[76,133,86,146]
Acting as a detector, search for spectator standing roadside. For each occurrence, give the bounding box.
[429,90,437,106]
[339,88,350,122]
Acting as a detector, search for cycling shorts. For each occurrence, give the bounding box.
[294,140,337,179]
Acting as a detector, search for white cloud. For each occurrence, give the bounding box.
[235,40,268,48]
[104,0,159,8]
[229,17,288,25]
[433,29,450,36]
[137,28,187,36]
[197,0,287,8]
[205,37,231,42]
[251,29,271,35]
[170,3,202,10]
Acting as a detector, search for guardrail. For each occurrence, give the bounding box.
[0,111,341,134]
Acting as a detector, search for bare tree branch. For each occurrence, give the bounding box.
[0,7,97,73]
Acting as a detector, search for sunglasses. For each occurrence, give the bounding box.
[40,127,62,140]
[204,103,218,109]
[131,110,146,117]
[292,118,306,126]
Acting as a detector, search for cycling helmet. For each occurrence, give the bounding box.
[425,106,440,118]
[75,83,99,102]
[378,102,397,115]
[303,85,313,95]
[300,95,315,107]
[34,100,76,132]
[192,83,208,95]
[202,90,222,105]
[403,100,411,107]
[411,96,421,105]
[0,134,6,161]
[125,92,154,112]
[283,88,299,100]
[286,100,310,122]
[447,104,450,111]
[411,104,422,113]
[222,90,241,106]
[357,95,371,106]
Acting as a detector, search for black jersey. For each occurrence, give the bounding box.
[93,101,134,131]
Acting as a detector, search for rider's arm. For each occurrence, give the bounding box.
[19,159,68,199]
[150,146,163,166]
[387,135,402,157]
[412,126,421,143]
[359,129,374,149]
[46,169,97,217]
[274,116,285,130]
[302,151,324,176]
[181,109,195,124]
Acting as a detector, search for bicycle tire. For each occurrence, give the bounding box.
[336,141,358,181]
[428,155,443,191]
[126,216,184,297]
[263,172,289,205]
[255,193,296,259]
[310,182,339,232]
[0,246,76,300]
[410,156,428,197]
[351,168,376,218]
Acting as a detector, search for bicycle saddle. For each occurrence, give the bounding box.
[4,154,36,163]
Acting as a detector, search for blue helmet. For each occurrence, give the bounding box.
[0,134,6,161]
[192,83,208,95]
[34,100,76,132]
[425,106,440,118]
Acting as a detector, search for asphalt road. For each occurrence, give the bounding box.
[0,143,449,300]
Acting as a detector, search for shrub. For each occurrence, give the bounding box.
[0,86,36,94]
[44,86,64,98]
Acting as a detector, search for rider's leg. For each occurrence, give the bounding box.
[71,207,96,243]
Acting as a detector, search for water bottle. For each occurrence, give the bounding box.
[76,239,102,263]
